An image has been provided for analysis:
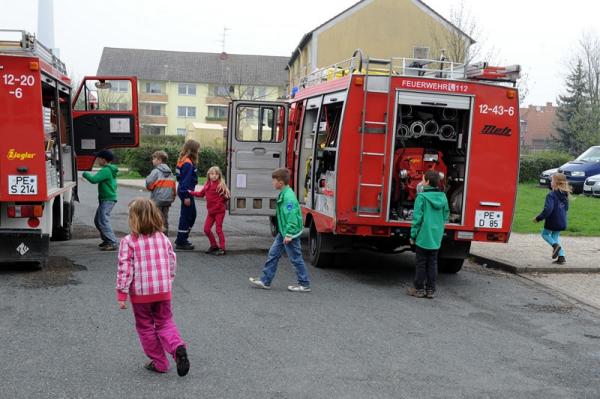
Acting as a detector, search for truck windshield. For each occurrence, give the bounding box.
[576,147,600,162]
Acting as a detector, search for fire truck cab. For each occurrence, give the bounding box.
[0,30,139,266]
[227,50,520,273]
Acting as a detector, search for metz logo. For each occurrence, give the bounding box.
[16,243,30,256]
[481,125,512,137]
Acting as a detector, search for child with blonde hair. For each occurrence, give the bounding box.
[534,172,570,264]
[116,198,190,376]
[189,166,230,255]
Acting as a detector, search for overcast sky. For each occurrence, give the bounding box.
[2,0,599,106]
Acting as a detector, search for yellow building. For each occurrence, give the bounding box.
[287,0,474,88]
[97,48,288,136]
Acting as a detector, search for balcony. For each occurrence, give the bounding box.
[139,92,168,103]
[140,115,168,125]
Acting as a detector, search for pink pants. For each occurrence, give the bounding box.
[204,212,226,249]
[132,300,185,372]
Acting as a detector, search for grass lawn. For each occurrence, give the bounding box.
[512,183,600,236]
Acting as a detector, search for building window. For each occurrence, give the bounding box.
[145,82,162,94]
[213,85,232,97]
[207,105,228,121]
[413,46,430,60]
[257,87,267,98]
[108,102,130,111]
[144,104,162,116]
[178,83,197,96]
[143,126,163,135]
[177,106,196,118]
[109,80,129,92]
[176,128,187,136]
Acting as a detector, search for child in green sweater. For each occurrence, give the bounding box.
[82,150,119,251]
[408,170,449,299]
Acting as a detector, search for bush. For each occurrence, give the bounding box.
[519,151,572,183]
[114,138,226,179]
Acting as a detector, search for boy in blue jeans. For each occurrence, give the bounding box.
[82,149,119,251]
[408,170,449,299]
[249,168,311,292]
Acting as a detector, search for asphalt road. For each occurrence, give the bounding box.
[1,182,600,398]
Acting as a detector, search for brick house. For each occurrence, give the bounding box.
[519,102,558,152]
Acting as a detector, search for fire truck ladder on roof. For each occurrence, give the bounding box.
[0,29,67,75]
[356,56,393,218]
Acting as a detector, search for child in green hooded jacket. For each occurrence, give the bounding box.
[82,149,119,251]
[408,170,449,299]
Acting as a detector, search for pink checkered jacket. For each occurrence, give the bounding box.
[116,231,177,304]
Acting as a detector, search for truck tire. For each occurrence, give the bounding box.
[438,258,464,274]
[52,200,74,241]
[269,216,278,237]
[309,221,335,268]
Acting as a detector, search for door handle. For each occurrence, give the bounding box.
[252,147,266,155]
[273,153,280,158]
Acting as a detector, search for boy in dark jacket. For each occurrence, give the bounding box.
[249,168,311,292]
[82,149,119,251]
[408,170,449,298]
[534,172,570,264]
[146,151,176,235]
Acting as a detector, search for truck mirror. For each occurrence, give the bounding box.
[95,81,112,90]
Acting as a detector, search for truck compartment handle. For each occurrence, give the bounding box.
[421,101,448,106]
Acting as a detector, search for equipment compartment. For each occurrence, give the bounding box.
[388,91,472,224]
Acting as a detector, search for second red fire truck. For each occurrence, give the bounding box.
[227,50,521,273]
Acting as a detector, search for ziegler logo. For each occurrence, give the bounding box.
[7,149,36,161]
[481,125,512,136]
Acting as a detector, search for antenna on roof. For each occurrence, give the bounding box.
[220,26,230,53]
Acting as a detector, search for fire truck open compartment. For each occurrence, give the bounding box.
[388,91,472,224]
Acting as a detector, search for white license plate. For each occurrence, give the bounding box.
[8,175,38,195]
[475,210,503,229]
[539,178,547,184]
[584,185,592,191]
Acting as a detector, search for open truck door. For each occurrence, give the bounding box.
[227,100,288,216]
[72,76,139,170]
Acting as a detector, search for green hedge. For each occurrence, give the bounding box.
[114,139,226,179]
[519,151,572,183]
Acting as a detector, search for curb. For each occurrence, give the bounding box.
[470,253,600,274]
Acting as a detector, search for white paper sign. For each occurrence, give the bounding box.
[304,138,313,149]
[81,139,96,150]
[110,118,130,133]
[236,174,247,188]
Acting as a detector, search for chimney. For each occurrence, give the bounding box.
[545,102,553,110]
[37,0,56,53]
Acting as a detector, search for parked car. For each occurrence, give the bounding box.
[583,174,600,197]
[558,146,600,193]
[538,167,558,188]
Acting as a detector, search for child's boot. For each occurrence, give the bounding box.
[553,255,566,265]
[552,243,561,259]
[175,345,190,377]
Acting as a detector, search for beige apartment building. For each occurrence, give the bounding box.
[97,48,288,136]
[287,0,474,87]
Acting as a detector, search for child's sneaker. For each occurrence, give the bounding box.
[287,284,311,293]
[101,244,117,251]
[553,255,566,265]
[98,241,109,248]
[249,277,271,290]
[407,287,426,298]
[212,249,226,256]
[552,243,561,259]
[175,345,190,377]
[144,361,165,373]
[175,243,195,251]
[205,246,219,254]
[425,290,436,299]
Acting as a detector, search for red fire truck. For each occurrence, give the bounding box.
[226,50,520,273]
[0,30,139,266]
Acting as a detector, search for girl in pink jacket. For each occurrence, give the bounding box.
[116,198,190,376]
[189,166,230,255]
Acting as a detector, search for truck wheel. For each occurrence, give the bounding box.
[438,258,464,274]
[52,200,74,241]
[269,216,278,237]
[309,222,335,268]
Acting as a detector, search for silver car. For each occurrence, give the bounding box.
[583,174,600,197]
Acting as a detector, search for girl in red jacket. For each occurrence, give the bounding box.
[189,166,230,255]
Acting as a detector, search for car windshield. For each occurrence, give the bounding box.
[576,147,600,162]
